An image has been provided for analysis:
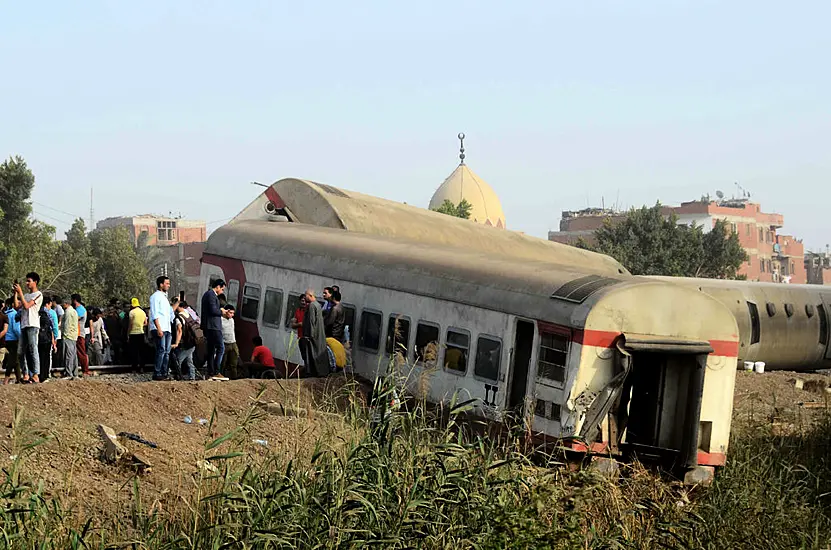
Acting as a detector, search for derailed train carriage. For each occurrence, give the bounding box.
[202,218,739,479]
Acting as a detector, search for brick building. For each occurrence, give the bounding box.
[96,215,207,246]
[549,199,806,283]
[805,251,831,285]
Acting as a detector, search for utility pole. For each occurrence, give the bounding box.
[89,186,95,229]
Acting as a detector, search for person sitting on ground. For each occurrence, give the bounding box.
[244,336,276,378]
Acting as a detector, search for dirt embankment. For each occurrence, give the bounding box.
[0,376,359,517]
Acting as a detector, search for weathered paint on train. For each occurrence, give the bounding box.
[200,220,739,470]
[654,277,831,371]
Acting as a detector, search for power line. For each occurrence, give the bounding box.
[32,210,72,226]
[32,201,83,220]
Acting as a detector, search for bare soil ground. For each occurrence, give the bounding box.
[0,374,361,518]
[0,369,827,520]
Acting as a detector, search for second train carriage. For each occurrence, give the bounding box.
[201,220,739,473]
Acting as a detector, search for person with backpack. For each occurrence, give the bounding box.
[172,300,201,381]
[37,297,57,381]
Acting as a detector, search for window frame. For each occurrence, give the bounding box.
[284,292,304,329]
[342,303,356,341]
[442,326,471,376]
[262,286,285,328]
[536,327,571,389]
[358,308,384,353]
[473,334,503,382]
[239,283,262,322]
[226,279,240,309]
[747,301,761,345]
[414,320,441,368]
[385,314,412,358]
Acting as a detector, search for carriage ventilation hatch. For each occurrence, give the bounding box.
[316,183,350,198]
[550,274,623,303]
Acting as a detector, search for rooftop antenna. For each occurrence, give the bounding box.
[458,132,466,165]
[89,186,94,229]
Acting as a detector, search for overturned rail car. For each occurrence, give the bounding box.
[201,220,739,475]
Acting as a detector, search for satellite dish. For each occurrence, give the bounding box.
[716,190,724,199]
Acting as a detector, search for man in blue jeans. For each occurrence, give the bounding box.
[14,272,44,383]
[149,276,173,381]
[201,278,227,380]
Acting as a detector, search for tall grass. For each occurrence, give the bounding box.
[0,379,829,549]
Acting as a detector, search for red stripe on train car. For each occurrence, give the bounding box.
[264,187,286,209]
[568,328,739,358]
[697,451,726,466]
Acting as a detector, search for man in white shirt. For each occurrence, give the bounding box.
[149,276,174,381]
[13,272,44,383]
[221,305,238,378]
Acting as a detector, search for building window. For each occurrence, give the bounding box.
[760,259,765,273]
[240,284,261,321]
[157,220,177,242]
[385,315,411,358]
[359,309,383,352]
[262,288,284,327]
[474,336,502,381]
[414,322,440,367]
[745,224,751,236]
[444,328,470,374]
[538,332,569,384]
[766,260,772,273]
[759,227,764,242]
[730,223,737,234]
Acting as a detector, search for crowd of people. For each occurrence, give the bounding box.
[0,272,350,384]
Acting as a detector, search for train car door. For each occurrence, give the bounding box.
[507,319,535,413]
[820,295,831,360]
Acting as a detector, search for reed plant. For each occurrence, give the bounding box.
[0,377,828,548]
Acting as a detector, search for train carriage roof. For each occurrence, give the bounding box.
[229,178,628,278]
[207,220,641,324]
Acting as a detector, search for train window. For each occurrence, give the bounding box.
[227,279,240,309]
[784,303,794,318]
[766,302,776,317]
[359,309,383,352]
[819,305,829,346]
[415,322,440,367]
[342,304,356,342]
[262,288,284,327]
[806,304,815,318]
[534,399,561,421]
[537,332,569,384]
[240,284,261,321]
[385,315,411,358]
[284,293,303,328]
[747,302,760,345]
[474,336,502,381]
[444,328,470,374]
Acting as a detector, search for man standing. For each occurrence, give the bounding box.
[201,278,227,380]
[127,298,147,370]
[71,295,89,377]
[59,296,79,379]
[301,288,329,377]
[0,304,8,382]
[37,297,57,381]
[324,288,346,343]
[149,276,174,381]
[3,297,21,384]
[14,272,44,383]
[171,300,197,381]
[221,305,239,378]
[88,308,109,366]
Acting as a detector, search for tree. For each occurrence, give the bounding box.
[431,199,473,219]
[2,220,60,289]
[90,227,149,303]
[579,204,747,278]
[56,219,97,300]
[0,156,36,280]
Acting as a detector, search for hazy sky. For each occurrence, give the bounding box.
[2,1,829,250]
